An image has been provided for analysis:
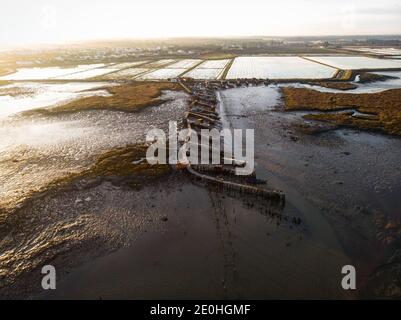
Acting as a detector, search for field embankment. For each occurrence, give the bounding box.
[311,82,358,90]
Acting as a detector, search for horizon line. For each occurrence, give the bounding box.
[2,33,401,51]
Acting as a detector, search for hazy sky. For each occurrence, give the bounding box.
[1,0,401,47]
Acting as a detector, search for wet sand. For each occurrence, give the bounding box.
[36,174,350,300]
[0,90,189,298]
[0,90,188,212]
[219,86,401,295]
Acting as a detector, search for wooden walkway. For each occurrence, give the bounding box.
[178,79,285,203]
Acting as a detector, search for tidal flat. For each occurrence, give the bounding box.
[0,64,400,299]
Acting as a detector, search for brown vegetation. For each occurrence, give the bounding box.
[282,87,401,136]
[333,70,393,83]
[356,72,396,83]
[221,58,235,80]
[0,86,35,97]
[60,144,170,194]
[334,70,353,81]
[86,144,170,188]
[1,144,169,218]
[0,68,8,77]
[0,143,170,296]
[24,82,182,116]
[313,82,357,90]
[0,66,15,77]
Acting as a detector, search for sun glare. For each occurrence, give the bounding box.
[0,0,400,47]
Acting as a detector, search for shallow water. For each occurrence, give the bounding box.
[278,71,401,94]
[166,59,202,69]
[2,84,399,299]
[218,86,401,289]
[304,56,401,70]
[343,47,401,56]
[0,90,189,210]
[40,175,350,299]
[196,59,230,69]
[55,68,119,80]
[0,82,111,118]
[226,56,336,79]
[40,85,394,300]
[184,68,224,80]
[0,64,105,81]
[138,68,187,80]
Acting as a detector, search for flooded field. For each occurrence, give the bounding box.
[305,56,401,70]
[184,68,224,79]
[196,59,231,69]
[137,68,187,80]
[0,82,111,118]
[344,47,401,56]
[3,56,401,82]
[280,71,401,94]
[101,68,151,80]
[106,61,148,69]
[184,59,230,79]
[0,65,106,81]
[141,59,176,68]
[54,68,120,80]
[226,56,337,79]
[165,59,202,69]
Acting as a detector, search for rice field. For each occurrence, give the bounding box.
[0,64,105,80]
[101,68,150,80]
[54,68,119,80]
[226,57,337,79]
[344,47,401,56]
[142,59,176,68]
[182,59,230,79]
[6,56,401,82]
[105,61,148,69]
[165,59,202,69]
[197,59,230,69]
[305,56,401,70]
[137,68,187,80]
[184,68,224,80]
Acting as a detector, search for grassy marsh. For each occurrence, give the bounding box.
[22,81,182,116]
[283,87,401,136]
